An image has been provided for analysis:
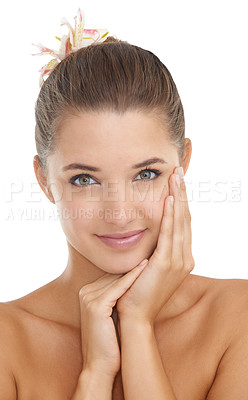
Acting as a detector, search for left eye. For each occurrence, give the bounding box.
[136,169,158,181]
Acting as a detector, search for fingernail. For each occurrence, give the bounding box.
[140,259,148,266]
[178,167,184,178]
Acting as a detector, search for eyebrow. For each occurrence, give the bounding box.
[62,157,167,172]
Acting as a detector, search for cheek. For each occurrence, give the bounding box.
[137,175,169,204]
[55,195,96,238]
[141,179,168,216]
[138,193,166,237]
[143,180,169,231]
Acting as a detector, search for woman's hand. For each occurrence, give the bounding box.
[116,166,195,324]
[78,263,149,379]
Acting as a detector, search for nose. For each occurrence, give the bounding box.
[102,209,136,227]
[100,180,139,227]
[100,198,137,227]
[97,176,151,227]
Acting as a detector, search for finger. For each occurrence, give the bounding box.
[170,172,184,268]
[150,194,174,263]
[80,275,125,304]
[179,172,192,245]
[178,172,194,270]
[79,273,123,297]
[79,262,148,305]
[91,263,148,310]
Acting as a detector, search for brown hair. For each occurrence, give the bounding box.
[34,36,185,175]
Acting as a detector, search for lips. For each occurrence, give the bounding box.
[96,229,147,250]
[97,229,146,239]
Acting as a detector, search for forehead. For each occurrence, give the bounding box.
[58,111,169,153]
[51,110,175,170]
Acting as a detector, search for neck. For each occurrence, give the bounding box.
[52,248,200,330]
[19,243,203,331]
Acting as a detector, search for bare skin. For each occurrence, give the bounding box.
[2,275,248,399]
[1,111,248,399]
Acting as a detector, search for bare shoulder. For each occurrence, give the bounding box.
[195,274,248,337]
[192,273,248,304]
[208,276,248,313]
[0,301,30,363]
[0,301,23,352]
[0,301,19,335]
[0,302,21,400]
[193,277,248,398]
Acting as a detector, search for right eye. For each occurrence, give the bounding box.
[69,174,97,187]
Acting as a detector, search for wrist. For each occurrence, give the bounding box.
[76,368,114,400]
[79,367,116,386]
[119,317,154,336]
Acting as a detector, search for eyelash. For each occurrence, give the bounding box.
[69,167,162,188]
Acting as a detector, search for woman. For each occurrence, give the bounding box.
[1,8,248,400]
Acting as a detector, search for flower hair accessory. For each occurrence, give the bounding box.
[32,8,109,86]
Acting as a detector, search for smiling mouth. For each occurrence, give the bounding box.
[97,229,146,239]
[95,229,147,249]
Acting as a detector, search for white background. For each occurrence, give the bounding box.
[0,0,247,301]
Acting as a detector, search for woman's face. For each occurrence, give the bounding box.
[45,110,181,274]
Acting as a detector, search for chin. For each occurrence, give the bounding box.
[98,260,142,275]
[99,265,130,275]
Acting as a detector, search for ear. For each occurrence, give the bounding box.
[181,138,192,174]
[33,155,55,204]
